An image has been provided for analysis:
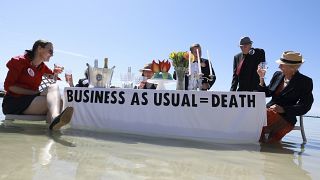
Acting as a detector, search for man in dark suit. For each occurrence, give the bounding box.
[230,37,265,91]
[75,69,89,87]
[173,43,216,90]
[257,51,313,143]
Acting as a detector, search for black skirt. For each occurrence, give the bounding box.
[2,94,39,115]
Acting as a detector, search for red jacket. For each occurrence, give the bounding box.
[4,54,53,96]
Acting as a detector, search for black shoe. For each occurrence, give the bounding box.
[49,107,74,130]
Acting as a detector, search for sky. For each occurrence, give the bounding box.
[0,0,319,115]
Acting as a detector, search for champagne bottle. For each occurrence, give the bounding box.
[94,59,98,68]
[104,58,108,68]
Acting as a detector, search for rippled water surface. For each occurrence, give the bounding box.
[0,98,319,179]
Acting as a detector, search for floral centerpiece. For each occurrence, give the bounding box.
[151,60,173,80]
[169,51,190,68]
[169,51,194,90]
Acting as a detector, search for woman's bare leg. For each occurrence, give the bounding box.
[46,83,61,122]
[23,84,61,123]
[47,83,73,130]
[23,83,73,129]
[23,96,48,115]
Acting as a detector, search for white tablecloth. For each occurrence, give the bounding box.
[64,87,267,144]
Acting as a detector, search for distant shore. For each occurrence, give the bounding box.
[304,115,320,118]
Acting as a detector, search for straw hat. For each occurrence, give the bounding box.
[276,51,304,65]
[139,63,152,72]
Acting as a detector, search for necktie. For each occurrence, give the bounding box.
[236,55,245,76]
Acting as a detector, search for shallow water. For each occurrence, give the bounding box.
[0,98,319,180]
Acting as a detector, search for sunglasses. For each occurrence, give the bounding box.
[48,49,54,55]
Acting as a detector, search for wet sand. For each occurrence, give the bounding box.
[0,99,319,179]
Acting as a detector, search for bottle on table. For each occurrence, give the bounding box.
[94,59,98,68]
[104,58,108,69]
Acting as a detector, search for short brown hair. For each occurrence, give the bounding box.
[190,43,201,51]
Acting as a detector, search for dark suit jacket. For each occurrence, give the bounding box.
[143,82,157,89]
[75,78,89,87]
[173,58,216,90]
[134,82,157,89]
[231,48,265,91]
[258,71,313,125]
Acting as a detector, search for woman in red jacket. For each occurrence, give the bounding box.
[2,39,73,130]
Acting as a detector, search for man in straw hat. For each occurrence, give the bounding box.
[257,51,313,143]
[231,36,265,91]
[136,63,157,89]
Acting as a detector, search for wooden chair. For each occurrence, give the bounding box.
[293,116,307,143]
[4,75,56,122]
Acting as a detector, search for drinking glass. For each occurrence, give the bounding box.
[54,64,64,74]
[65,70,73,82]
[259,62,268,70]
[120,72,135,88]
[134,76,148,89]
[258,62,268,78]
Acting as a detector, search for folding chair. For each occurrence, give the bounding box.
[293,116,307,143]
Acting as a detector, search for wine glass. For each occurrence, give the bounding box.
[258,62,268,78]
[134,76,147,89]
[54,64,64,74]
[65,69,73,86]
[120,72,135,88]
[259,62,268,70]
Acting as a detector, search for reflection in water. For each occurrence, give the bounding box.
[260,143,311,179]
[39,139,54,166]
[0,116,319,179]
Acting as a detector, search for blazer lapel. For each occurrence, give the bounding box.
[280,71,300,96]
[270,73,284,92]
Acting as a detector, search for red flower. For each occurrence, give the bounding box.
[151,60,171,73]
[151,60,160,73]
[159,60,164,72]
[161,60,171,72]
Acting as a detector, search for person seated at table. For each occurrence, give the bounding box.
[173,43,216,90]
[135,63,157,89]
[2,39,74,130]
[257,51,313,143]
[66,68,89,87]
[76,68,89,87]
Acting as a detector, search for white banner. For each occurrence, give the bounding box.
[64,87,267,144]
